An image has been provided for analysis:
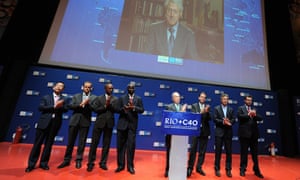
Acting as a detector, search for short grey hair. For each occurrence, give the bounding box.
[164,0,184,13]
[172,91,180,98]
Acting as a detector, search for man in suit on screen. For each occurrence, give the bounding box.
[144,0,198,60]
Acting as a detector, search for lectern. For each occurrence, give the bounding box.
[162,110,201,180]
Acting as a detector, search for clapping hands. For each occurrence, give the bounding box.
[223,117,232,126]
[248,109,256,118]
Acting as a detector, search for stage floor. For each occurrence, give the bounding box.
[0,142,299,180]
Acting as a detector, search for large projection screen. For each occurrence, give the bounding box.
[39,0,270,90]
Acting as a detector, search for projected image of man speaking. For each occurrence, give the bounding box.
[116,0,224,63]
[144,0,198,60]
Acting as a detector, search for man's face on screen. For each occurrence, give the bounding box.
[165,2,181,26]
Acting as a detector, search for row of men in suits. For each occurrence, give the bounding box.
[23,80,264,178]
[164,92,264,179]
[25,81,144,175]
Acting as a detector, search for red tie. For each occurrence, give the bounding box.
[129,96,133,105]
[106,95,110,107]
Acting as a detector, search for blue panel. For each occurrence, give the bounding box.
[5,65,280,155]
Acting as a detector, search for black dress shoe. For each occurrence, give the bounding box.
[215,170,221,177]
[57,161,70,169]
[164,170,168,177]
[75,161,82,169]
[40,165,50,170]
[87,164,94,172]
[99,164,108,170]
[187,167,192,177]
[25,166,34,173]
[115,167,124,173]
[226,170,232,177]
[255,171,264,178]
[127,167,135,174]
[196,168,206,176]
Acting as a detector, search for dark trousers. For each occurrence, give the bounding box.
[63,125,89,162]
[27,118,62,167]
[214,136,232,171]
[165,134,172,172]
[116,128,136,168]
[188,136,209,170]
[87,125,113,166]
[239,136,260,172]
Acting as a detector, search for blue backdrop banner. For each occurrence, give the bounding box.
[162,110,201,136]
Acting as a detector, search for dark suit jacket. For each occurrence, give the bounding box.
[237,105,263,139]
[191,103,211,137]
[91,94,118,129]
[68,93,97,127]
[145,20,198,60]
[37,94,68,129]
[116,94,144,131]
[213,105,235,138]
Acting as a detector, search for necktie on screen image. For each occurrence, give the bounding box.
[168,27,174,56]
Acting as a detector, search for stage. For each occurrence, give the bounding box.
[0,142,299,180]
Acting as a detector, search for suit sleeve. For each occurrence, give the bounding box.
[38,95,55,113]
[213,106,223,125]
[134,97,144,114]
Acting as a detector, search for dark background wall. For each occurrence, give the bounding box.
[0,0,299,157]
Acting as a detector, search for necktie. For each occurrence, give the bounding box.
[105,95,110,107]
[168,27,175,56]
[129,96,133,105]
[175,104,180,112]
[247,106,251,112]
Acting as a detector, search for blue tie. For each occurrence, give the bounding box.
[168,27,174,56]
[175,104,180,112]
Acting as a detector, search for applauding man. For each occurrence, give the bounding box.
[237,95,264,178]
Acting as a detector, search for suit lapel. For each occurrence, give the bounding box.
[197,103,201,113]
[78,94,82,102]
[100,95,106,104]
[161,22,169,54]
[50,95,54,106]
[220,106,226,118]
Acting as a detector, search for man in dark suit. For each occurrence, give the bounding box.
[114,83,144,175]
[164,91,187,177]
[187,92,211,177]
[237,95,264,178]
[144,0,198,60]
[25,81,68,172]
[57,81,96,169]
[86,82,118,172]
[213,93,235,177]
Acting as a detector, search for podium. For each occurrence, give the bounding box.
[162,111,201,180]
